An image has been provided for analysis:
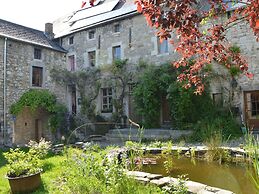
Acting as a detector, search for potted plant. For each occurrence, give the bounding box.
[4,138,51,194]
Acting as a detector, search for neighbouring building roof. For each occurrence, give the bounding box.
[0,19,67,52]
[53,0,138,38]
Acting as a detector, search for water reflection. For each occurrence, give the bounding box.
[141,156,258,194]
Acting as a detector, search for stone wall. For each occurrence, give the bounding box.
[58,12,259,128]
[13,107,52,145]
[0,37,67,144]
[59,14,178,123]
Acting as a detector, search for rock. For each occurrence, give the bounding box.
[146,173,163,180]
[204,186,234,194]
[133,177,150,184]
[126,171,151,178]
[185,181,207,193]
[150,177,177,187]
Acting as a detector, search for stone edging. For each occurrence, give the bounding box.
[126,171,234,194]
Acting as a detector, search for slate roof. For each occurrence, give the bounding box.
[53,0,138,38]
[0,19,66,53]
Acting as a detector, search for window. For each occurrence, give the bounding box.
[68,55,75,71]
[112,46,121,61]
[88,51,96,67]
[88,30,95,39]
[102,88,113,113]
[32,66,43,87]
[69,36,74,45]
[34,48,42,60]
[114,24,120,33]
[251,93,259,117]
[158,38,168,54]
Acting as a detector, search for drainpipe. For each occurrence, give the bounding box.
[3,37,7,145]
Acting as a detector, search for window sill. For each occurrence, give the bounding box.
[113,32,120,36]
[30,85,44,89]
[157,52,170,56]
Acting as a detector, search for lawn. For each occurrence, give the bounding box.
[0,149,66,194]
[0,147,163,194]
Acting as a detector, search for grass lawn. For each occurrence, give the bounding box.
[0,147,163,194]
[0,149,67,194]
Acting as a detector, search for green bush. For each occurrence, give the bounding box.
[4,138,51,177]
[191,112,241,142]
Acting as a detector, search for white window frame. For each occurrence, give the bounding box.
[101,88,113,113]
[112,45,121,61]
[34,48,42,60]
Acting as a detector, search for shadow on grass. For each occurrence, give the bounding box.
[32,182,50,194]
[42,161,55,172]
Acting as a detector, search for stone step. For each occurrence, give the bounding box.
[105,128,193,141]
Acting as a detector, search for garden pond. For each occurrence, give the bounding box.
[141,156,258,194]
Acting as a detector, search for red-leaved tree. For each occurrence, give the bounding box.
[83,0,257,94]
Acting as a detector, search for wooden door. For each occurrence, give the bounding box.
[161,95,171,125]
[244,91,259,131]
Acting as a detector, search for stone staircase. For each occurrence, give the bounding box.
[105,128,193,144]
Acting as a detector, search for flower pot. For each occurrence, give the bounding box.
[7,171,42,194]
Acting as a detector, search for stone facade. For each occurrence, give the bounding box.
[54,0,259,128]
[2,0,259,145]
[57,14,177,124]
[0,35,67,145]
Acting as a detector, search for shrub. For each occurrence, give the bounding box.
[4,138,51,177]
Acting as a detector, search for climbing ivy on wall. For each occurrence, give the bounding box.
[133,63,215,129]
[10,89,68,132]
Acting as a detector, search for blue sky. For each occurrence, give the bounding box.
[0,0,83,31]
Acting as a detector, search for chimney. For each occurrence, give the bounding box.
[45,23,54,39]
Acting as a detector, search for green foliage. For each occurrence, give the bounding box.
[244,133,259,190]
[3,138,51,177]
[133,63,214,130]
[191,112,241,142]
[54,147,161,194]
[10,89,68,132]
[229,45,241,54]
[162,175,188,194]
[133,64,176,127]
[204,131,231,164]
[50,67,101,122]
[168,84,214,130]
[10,89,57,114]
[229,66,241,77]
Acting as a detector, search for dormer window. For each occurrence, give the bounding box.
[34,48,42,60]
[69,36,74,45]
[88,30,95,39]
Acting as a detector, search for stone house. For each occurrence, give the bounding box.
[52,0,178,128]
[52,0,259,132]
[0,19,67,145]
[1,0,259,145]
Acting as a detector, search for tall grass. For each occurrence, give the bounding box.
[244,133,259,190]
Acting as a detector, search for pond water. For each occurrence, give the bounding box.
[141,156,258,194]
